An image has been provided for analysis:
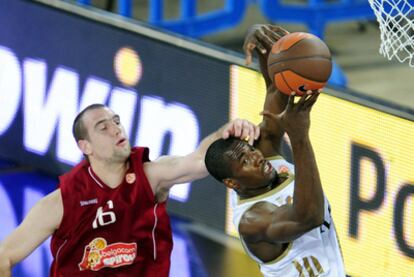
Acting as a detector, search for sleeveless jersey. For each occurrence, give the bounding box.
[231,156,346,277]
[50,147,172,277]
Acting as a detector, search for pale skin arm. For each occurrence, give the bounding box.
[240,93,324,244]
[0,189,63,276]
[144,119,260,200]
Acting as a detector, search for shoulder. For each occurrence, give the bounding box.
[58,160,92,198]
[59,159,88,185]
[239,201,277,240]
[41,189,62,206]
[129,147,152,176]
[130,147,153,182]
[130,146,150,163]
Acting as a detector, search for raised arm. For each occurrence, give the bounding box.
[243,24,290,157]
[240,93,324,243]
[144,119,260,201]
[244,24,289,89]
[0,189,63,276]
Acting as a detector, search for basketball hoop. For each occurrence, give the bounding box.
[368,0,414,67]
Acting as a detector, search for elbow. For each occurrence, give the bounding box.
[297,216,323,233]
[312,213,325,228]
[304,212,324,229]
[297,206,324,230]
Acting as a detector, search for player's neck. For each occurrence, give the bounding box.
[90,160,129,189]
[239,174,286,199]
[239,184,273,199]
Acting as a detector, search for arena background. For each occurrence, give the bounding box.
[0,0,413,276]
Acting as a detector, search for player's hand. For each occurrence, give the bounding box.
[243,24,289,65]
[260,91,320,140]
[220,119,260,145]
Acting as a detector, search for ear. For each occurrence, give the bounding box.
[78,139,92,156]
[223,178,240,190]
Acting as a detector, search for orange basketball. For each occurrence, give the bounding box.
[267,32,332,96]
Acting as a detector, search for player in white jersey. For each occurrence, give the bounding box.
[205,25,346,276]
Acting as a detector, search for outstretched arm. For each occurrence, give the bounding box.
[144,119,260,201]
[243,24,290,157]
[240,93,324,243]
[0,190,63,276]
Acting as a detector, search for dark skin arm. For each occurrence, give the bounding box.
[240,93,324,252]
[243,24,290,157]
[243,24,289,88]
[239,25,324,261]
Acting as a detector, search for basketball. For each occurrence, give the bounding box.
[267,32,332,96]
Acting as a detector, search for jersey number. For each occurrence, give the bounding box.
[92,200,116,229]
[292,256,324,277]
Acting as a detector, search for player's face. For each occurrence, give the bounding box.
[226,140,276,189]
[82,107,131,163]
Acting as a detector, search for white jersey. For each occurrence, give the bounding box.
[231,156,346,277]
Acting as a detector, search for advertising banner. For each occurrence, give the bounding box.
[0,0,229,236]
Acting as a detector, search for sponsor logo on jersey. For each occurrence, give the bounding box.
[125,173,136,184]
[80,198,98,206]
[78,237,137,271]
[278,165,289,174]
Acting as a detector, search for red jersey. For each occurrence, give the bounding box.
[50,147,173,276]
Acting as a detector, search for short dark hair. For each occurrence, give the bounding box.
[205,137,241,182]
[72,103,106,142]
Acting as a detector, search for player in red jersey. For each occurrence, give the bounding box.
[0,104,260,277]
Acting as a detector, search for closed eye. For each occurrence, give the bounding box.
[113,115,121,125]
[98,123,107,131]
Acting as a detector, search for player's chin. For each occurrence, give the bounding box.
[115,145,131,158]
[266,169,276,180]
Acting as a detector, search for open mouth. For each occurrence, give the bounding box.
[263,161,273,174]
[116,138,127,146]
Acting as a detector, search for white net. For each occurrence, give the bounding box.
[368,0,414,67]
